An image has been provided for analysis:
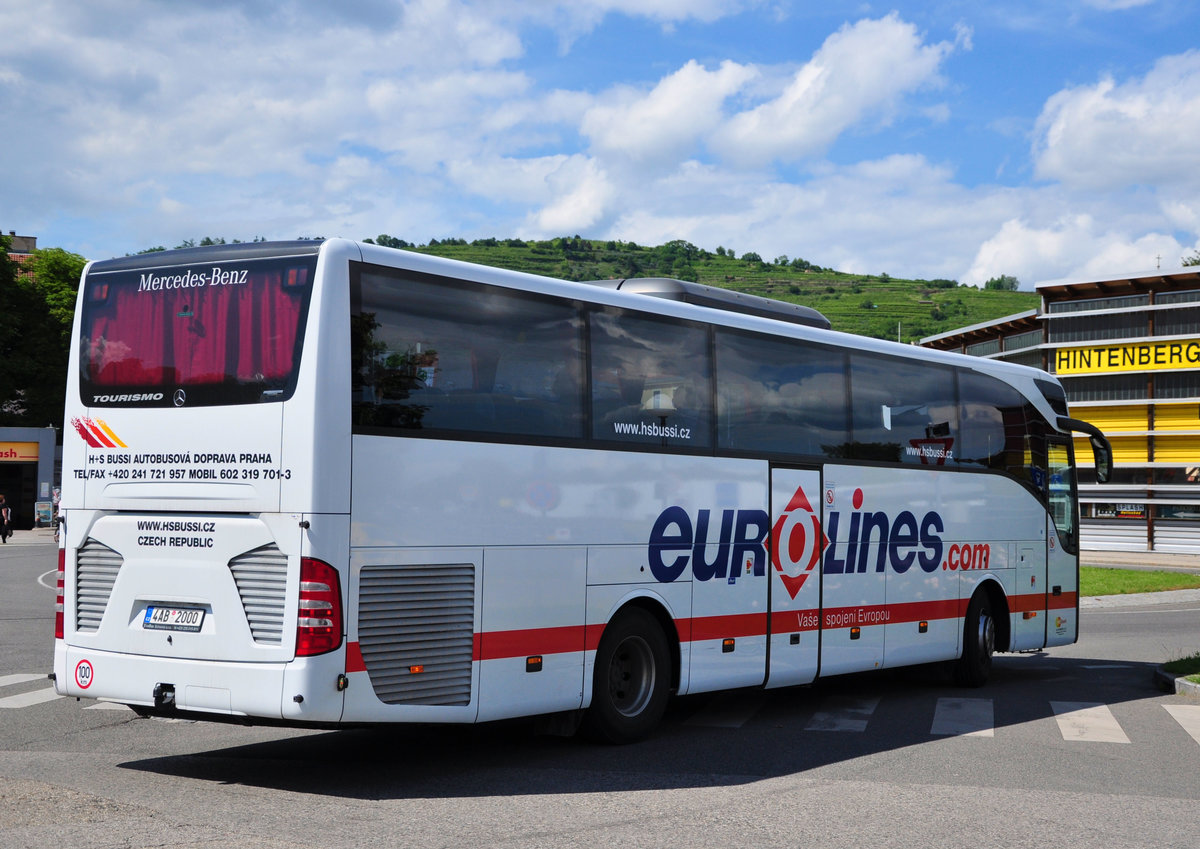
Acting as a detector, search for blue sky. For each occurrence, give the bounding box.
[4,0,1200,288]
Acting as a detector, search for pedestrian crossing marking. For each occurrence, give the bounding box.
[1051,701,1131,743]
[930,697,994,737]
[0,687,63,709]
[1163,705,1200,745]
[0,673,46,688]
[805,696,879,731]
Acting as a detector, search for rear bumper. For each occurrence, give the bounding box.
[55,640,345,722]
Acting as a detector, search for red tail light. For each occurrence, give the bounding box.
[54,548,65,640]
[296,558,342,656]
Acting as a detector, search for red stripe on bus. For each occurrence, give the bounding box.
[1009,591,1078,613]
[345,641,366,673]
[1047,592,1079,610]
[769,610,821,633]
[474,625,590,661]
[688,612,768,641]
[413,591,1078,665]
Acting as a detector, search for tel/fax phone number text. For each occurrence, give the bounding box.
[79,451,292,481]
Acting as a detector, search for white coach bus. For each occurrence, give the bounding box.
[54,239,1111,742]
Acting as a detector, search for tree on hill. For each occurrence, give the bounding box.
[983,274,1020,290]
[365,234,412,248]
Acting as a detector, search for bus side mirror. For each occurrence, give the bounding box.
[1091,435,1112,484]
[1057,416,1112,484]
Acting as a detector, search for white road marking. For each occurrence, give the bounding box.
[1163,705,1200,746]
[0,673,46,688]
[804,696,879,732]
[930,697,994,737]
[1051,701,1131,743]
[0,687,64,709]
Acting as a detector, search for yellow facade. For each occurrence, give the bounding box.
[1152,435,1200,464]
[1068,405,1148,433]
[1074,434,1147,464]
[1153,404,1200,432]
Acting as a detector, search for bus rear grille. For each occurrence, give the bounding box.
[75,538,123,632]
[358,563,475,706]
[228,544,289,645]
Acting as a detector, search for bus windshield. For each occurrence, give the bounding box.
[79,255,316,407]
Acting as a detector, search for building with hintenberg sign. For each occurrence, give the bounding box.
[921,268,1200,553]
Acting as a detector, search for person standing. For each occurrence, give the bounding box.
[0,494,10,543]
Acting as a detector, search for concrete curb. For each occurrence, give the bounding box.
[1080,588,1200,608]
[1155,666,1200,697]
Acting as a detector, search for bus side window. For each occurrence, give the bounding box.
[714,330,849,459]
[1046,440,1079,554]
[589,309,713,450]
[848,353,958,465]
[956,369,1042,485]
[352,268,585,439]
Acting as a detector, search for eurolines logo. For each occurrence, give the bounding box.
[646,485,961,591]
[72,417,127,449]
[644,482,829,599]
[771,485,828,600]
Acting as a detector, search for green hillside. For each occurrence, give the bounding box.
[374,235,1037,343]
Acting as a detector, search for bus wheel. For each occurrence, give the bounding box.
[955,591,995,687]
[583,607,669,744]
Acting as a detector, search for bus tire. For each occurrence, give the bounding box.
[583,607,669,744]
[954,591,995,687]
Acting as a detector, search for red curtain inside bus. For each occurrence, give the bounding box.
[85,269,307,389]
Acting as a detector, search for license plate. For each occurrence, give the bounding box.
[143,605,205,632]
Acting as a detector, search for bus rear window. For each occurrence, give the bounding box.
[80,257,316,407]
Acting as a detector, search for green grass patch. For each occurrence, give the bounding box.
[1162,652,1200,684]
[1079,566,1200,596]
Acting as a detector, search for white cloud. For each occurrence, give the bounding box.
[964,216,1188,287]
[322,155,385,195]
[524,156,617,233]
[581,60,756,165]
[711,13,961,165]
[1033,51,1200,190]
[445,154,577,204]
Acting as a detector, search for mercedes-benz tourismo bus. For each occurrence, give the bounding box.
[54,239,1111,742]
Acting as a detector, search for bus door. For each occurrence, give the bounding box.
[816,467,887,677]
[1011,434,1054,653]
[1011,538,1047,651]
[1045,437,1080,647]
[765,466,822,688]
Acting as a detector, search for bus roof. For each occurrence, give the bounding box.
[86,240,322,274]
[580,277,832,330]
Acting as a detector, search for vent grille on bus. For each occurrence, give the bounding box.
[75,539,123,633]
[228,544,289,646]
[358,563,475,706]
